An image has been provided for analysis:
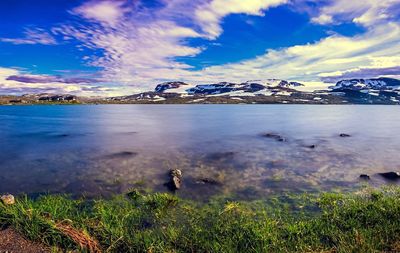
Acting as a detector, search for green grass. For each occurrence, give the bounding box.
[1,187,400,252]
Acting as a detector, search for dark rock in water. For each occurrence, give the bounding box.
[262,133,286,142]
[359,174,370,180]
[54,133,70,138]
[195,177,223,186]
[306,144,316,149]
[378,172,400,180]
[339,133,351,137]
[106,151,138,159]
[206,151,236,161]
[166,169,182,191]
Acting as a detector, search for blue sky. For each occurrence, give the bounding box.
[0,0,399,95]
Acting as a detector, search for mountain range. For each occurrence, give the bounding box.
[1,78,400,105]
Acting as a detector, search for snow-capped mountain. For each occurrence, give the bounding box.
[154,79,304,95]
[99,77,400,104]
[330,78,400,91]
[154,81,189,93]
[328,78,400,104]
[8,78,399,105]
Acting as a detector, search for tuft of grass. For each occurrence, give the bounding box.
[1,187,400,252]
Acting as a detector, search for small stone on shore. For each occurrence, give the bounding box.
[1,194,15,205]
[169,169,182,190]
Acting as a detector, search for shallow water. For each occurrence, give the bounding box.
[0,105,399,200]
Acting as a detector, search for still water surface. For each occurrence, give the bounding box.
[0,105,399,200]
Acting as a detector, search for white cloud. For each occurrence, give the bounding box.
[54,0,400,94]
[311,0,400,26]
[311,14,333,25]
[52,0,291,91]
[193,22,400,83]
[0,67,113,96]
[0,28,57,45]
[70,0,129,27]
[4,0,399,96]
[195,0,288,38]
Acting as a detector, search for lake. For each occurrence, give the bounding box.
[0,105,399,200]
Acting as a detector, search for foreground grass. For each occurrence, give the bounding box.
[1,187,400,252]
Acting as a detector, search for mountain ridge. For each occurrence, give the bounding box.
[1,78,400,105]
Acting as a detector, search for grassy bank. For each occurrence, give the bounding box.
[1,187,400,252]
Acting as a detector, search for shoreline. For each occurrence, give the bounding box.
[1,186,400,252]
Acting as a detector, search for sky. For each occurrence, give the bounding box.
[0,0,399,96]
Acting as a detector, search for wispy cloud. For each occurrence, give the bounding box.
[310,0,400,26]
[0,28,57,45]
[320,66,400,83]
[70,0,129,27]
[6,74,99,84]
[0,67,112,96]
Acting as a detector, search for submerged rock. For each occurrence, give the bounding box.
[1,194,15,205]
[378,172,400,180]
[168,169,182,190]
[106,151,138,159]
[339,133,351,137]
[306,144,316,149]
[206,152,236,161]
[262,133,286,142]
[359,174,370,180]
[195,177,223,186]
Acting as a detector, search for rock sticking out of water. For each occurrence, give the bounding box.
[262,133,286,142]
[339,133,351,137]
[306,145,316,149]
[378,172,400,180]
[359,174,370,180]
[1,194,15,205]
[168,169,182,190]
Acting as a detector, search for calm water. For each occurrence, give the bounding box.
[0,105,399,200]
